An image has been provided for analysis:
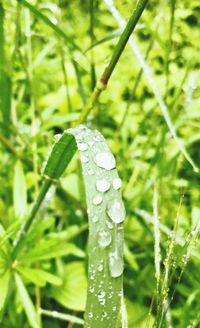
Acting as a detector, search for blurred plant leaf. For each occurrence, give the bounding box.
[15,273,39,328]
[50,261,87,311]
[16,266,62,287]
[0,269,10,311]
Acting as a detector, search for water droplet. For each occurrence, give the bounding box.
[54,133,61,142]
[80,155,89,163]
[106,220,114,229]
[92,215,98,223]
[109,251,123,278]
[112,177,122,190]
[89,286,94,293]
[106,199,126,223]
[78,124,86,130]
[94,152,116,170]
[88,169,94,175]
[93,135,102,142]
[93,194,103,205]
[88,312,93,318]
[98,229,112,247]
[96,179,110,192]
[97,290,106,305]
[97,264,104,272]
[78,143,88,151]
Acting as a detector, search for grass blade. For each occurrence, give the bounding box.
[15,273,39,328]
[17,0,82,53]
[39,308,84,325]
[0,3,11,135]
[67,125,125,328]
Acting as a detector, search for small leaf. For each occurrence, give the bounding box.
[20,241,85,263]
[13,160,27,219]
[15,273,39,328]
[16,266,62,287]
[43,133,77,180]
[0,269,10,311]
[50,261,87,311]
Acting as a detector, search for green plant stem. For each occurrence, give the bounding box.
[77,0,149,123]
[12,179,51,258]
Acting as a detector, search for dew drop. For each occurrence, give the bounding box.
[108,251,123,278]
[80,155,89,163]
[88,312,93,318]
[88,169,95,175]
[94,152,116,170]
[93,135,102,142]
[96,178,110,192]
[112,177,122,190]
[106,220,114,229]
[97,290,106,305]
[97,263,104,272]
[106,199,126,223]
[98,229,112,247]
[92,215,98,223]
[93,194,103,205]
[78,143,88,151]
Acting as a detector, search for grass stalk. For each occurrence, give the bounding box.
[77,0,149,123]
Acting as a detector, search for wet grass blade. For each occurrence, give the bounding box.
[17,0,82,53]
[67,125,125,328]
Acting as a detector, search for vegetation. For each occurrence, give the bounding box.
[0,0,199,327]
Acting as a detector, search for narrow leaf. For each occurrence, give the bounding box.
[67,125,125,328]
[16,266,62,287]
[15,273,39,328]
[0,269,10,311]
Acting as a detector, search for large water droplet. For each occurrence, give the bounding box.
[93,194,103,205]
[94,152,116,170]
[106,199,126,223]
[98,229,112,247]
[112,177,122,190]
[80,155,89,163]
[96,178,110,192]
[78,143,88,151]
[109,251,123,278]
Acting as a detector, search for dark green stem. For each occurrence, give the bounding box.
[77,0,149,123]
[12,179,51,258]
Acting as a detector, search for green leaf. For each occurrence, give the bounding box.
[50,261,87,311]
[13,160,27,219]
[16,266,62,287]
[15,273,39,328]
[0,269,10,311]
[67,125,125,327]
[20,241,85,263]
[43,133,77,180]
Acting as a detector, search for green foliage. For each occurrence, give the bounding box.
[0,0,200,327]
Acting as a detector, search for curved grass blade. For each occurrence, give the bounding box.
[67,125,125,328]
[17,0,82,53]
